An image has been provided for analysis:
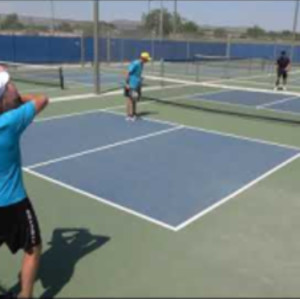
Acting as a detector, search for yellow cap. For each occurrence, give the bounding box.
[140,52,152,61]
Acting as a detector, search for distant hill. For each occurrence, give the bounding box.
[0,13,91,27]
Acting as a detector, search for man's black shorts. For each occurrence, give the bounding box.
[124,86,142,100]
[277,69,288,79]
[0,198,41,254]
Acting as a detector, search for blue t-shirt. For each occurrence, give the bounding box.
[0,102,36,207]
[128,60,143,90]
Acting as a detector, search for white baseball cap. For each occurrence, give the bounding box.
[0,71,10,99]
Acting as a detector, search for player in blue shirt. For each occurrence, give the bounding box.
[275,51,291,90]
[124,52,151,121]
[0,68,48,299]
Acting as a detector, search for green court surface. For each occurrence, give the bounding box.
[2,72,300,298]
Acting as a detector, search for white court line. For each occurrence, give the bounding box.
[257,96,300,109]
[49,82,189,104]
[105,110,300,151]
[209,69,300,85]
[27,126,183,169]
[37,94,300,152]
[34,82,300,152]
[36,86,227,123]
[35,101,153,123]
[174,152,300,231]
[225,79,274,88]
[145,74,300,98]
[263,107,300,117]
[64,80,93,88]
[26,107,300,232]
[209,72,273,85]
[34,85,237,122]
[226,78,300,92]
[24,120,300,232]
[19,86,60,94]
[24,168,177,232]
[50,93,98,103]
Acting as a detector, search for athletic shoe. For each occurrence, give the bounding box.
[126,116,137,122]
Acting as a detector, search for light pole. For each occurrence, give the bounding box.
[291,0,299,62]
[50,0,55,35]
[173,0,178,35]
[159,0,164,40]
[94,0,100,94]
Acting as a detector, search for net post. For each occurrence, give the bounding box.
[291,0,300,63]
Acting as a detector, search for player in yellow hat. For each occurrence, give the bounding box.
[124,52,151,121]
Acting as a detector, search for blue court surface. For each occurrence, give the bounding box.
[265,97,300,114]
[22,111,299,230]
[191,89,300,114]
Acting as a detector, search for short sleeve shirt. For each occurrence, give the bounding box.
[0,102,36,207]
[128,60,143,90]
[277,56,290,70]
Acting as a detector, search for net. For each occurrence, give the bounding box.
[141,74,300,124]
[0,61,64,89]
[194,54,269,70]
[161,55,273,81]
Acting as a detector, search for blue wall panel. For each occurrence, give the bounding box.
[0,35,299,64]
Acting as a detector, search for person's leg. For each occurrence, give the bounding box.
[134,87,142,118]
[275,70,281,88]
[283,71,288,89]
[11,198,42,299]
[127,97,134,118]
[18,245,41,299]
[132,99,136,117]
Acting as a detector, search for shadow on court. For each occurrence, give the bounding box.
[10,228,110,298]
[136,110,158,118]
[0,284,8,294]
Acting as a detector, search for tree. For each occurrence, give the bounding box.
[172,12,182,33]
[143,9,173,36]
[268,31,279,39]
[180,21,199,34]
[246,25,265,38]
[79,23,93,36]
[214,28,227,38]
[74,21,115,37]
[1,14,24,30]
[57,22,73,33]
[280,30,293,40]
[25,24,49,34]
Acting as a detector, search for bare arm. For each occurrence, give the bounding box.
[20,94,49,115]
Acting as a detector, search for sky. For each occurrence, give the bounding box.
[0,0,298,32]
